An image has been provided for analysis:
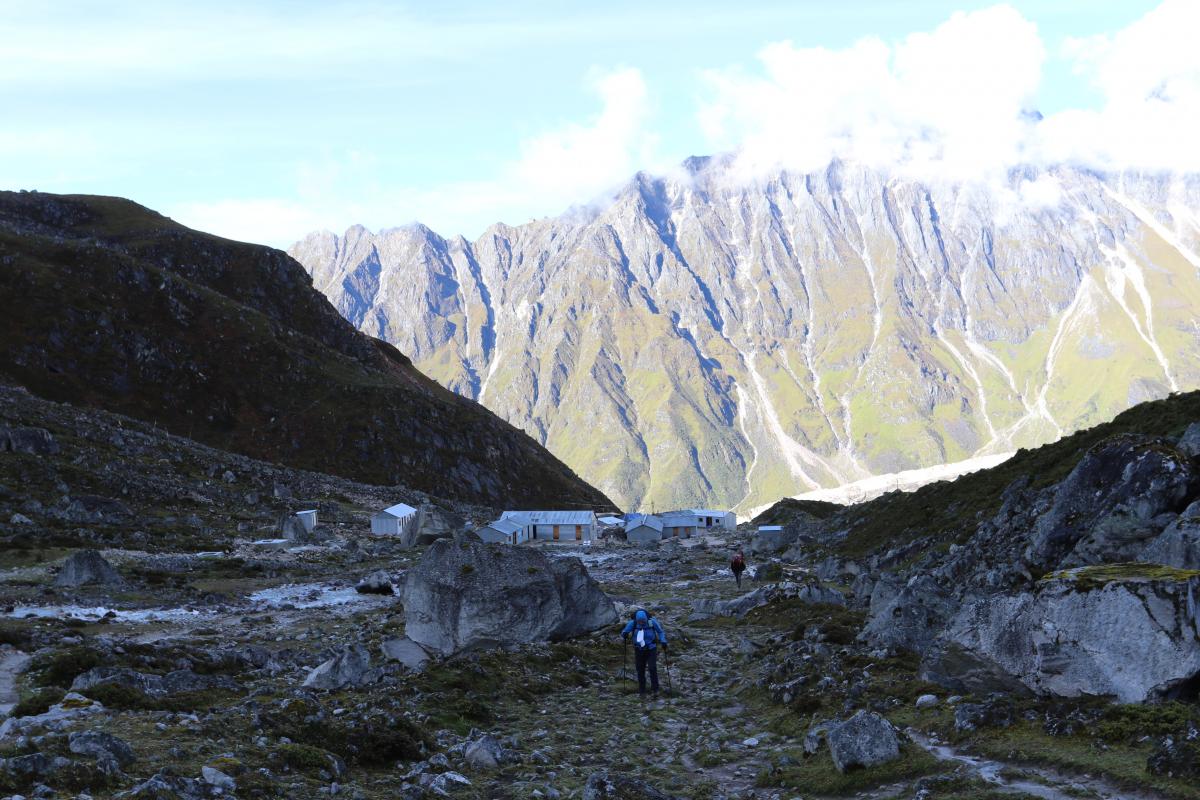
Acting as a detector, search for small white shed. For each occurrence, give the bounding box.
[691,508,737,531]
[372,503,420,537]
[295,510,318,533]
[598,515,624,528]
[624,514,663,544]
[477,518,530,545]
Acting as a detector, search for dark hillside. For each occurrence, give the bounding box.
[0,191,613,510]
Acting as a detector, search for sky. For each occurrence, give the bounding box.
[2,0,1197,247]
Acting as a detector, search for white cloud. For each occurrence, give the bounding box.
[1039,0,1200,171]
[698,5,1044,183]
[698,1,1200,183]
[507,67,659,214]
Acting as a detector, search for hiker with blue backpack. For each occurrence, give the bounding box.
[621,609,668,697]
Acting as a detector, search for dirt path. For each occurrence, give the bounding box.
[0,649,32,718]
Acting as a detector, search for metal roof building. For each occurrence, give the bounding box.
[500,510,597,543]
[624,513,664,544]
[477,517,531,545]
[659,512,699,539]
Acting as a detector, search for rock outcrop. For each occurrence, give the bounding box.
[1141,500,1200,569]
[925,567,1200,702]
[1025,436,1196,569]
[402,539,617,654]
[54,550,122,588]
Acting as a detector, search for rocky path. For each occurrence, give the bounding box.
[0,648,32,718]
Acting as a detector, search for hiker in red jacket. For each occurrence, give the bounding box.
[731,548,746,588]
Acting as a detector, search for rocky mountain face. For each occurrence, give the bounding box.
[291,160,1200,512]
[0,191,611,509]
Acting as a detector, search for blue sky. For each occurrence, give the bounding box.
[1,1,1192,246]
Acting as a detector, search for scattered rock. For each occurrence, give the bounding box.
[355,570,394,595]
[72,667,236,698]
[302,644,373,690]
[54,550,123,587]
[116,769,218,799]
[0,693,104,738]
[953,698,1015,732]
[915,694,939,709]
[582,770,681,800]
[689,580,844,621]
[0,426,59,455]
[1147,736,1200,779]
[826,710,901,773]
[462,733,506,769]
[201,765,235,791]
[69,730,136,768]
[380,637,431,672]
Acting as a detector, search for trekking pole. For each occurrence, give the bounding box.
[621,638,629,683]
[663,648,674,695]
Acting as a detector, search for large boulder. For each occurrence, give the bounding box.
[402,539,617,654]
[1140,500,1200,569]
[826,710,901,773]
[302,644,373,690]
[54,550,122,587]
[1025,436,1197,569]
[924,566,1200,702]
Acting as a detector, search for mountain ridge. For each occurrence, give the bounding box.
[290,159,1200,511]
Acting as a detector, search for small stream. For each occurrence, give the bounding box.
[908,730,1150,800]
[1,582,391,626]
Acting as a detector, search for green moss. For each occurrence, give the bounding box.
[1043,563,1200,590]
[273,743,340,774]
[972,720,1200,800]
[30,645,103,688]
[10,687,65,718]
[758,744,942,794]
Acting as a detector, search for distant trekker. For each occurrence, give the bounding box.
[621,609,668,697]
[731,548,746,588]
